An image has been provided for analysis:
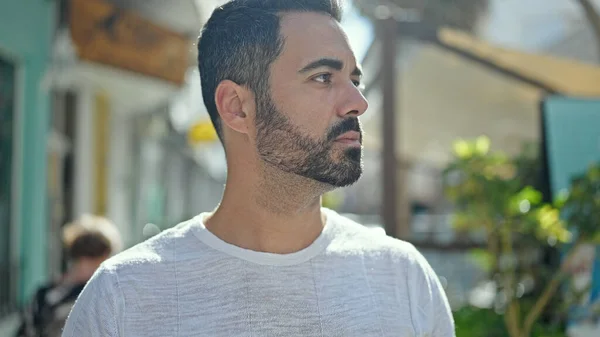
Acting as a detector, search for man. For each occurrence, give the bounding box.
[62,1,455,336]
[17,214,122,337]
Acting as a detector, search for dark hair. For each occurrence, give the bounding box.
[197,0,343,142]
[68,232,112,260]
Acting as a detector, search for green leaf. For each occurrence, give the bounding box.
[534,205,572,243]
[452,139,473,159]
[518,186,543,205]
[507,187,543,215]
[553,189,569,209]
[467,248,495,273]
[475,135,491,156]
[590,232,600,245]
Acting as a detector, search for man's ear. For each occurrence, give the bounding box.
[214,80,249,134]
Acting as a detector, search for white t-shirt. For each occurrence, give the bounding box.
[62,208,455,337]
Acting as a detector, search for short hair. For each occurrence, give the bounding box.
[62,214,123,260]
[68,232,111,260]
[197,0,343,142]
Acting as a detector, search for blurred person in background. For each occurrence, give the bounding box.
[63,0,453,336]
[15,214,122,337]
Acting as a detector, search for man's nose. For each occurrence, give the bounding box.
[337,83,369,118]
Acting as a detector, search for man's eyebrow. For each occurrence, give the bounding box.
[299,58,363,77]
[298,58,344,73]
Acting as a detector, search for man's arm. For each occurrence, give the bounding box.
[62,266,123,337]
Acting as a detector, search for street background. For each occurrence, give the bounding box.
[1,0,599,336]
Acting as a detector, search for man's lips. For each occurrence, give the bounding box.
[334,131,361,146]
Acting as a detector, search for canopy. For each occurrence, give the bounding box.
[438,28,600,97]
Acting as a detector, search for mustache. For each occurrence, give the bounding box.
[326,118,362,142]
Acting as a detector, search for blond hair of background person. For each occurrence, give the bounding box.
[15,214,122,337]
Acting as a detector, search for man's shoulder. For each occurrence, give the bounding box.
[99,217,205,277]
[330,211,442,292]
[327,209,422,263]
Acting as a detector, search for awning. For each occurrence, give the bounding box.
[437,28,600,97]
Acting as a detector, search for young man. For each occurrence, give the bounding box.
[62,1,455,336]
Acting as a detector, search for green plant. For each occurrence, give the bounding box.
[561,163,600,243]
[443,136,600,337]
[454,306,567,337]
[454,307,506,337]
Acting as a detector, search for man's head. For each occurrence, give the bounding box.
[197,0,368,188]
[62,214,123,263]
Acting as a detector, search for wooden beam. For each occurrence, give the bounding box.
[380,17,404,239]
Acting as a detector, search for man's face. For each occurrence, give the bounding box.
[254,12,368,187]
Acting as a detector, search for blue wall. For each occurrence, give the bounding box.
[544,97,600,196]
[0,0,55,304]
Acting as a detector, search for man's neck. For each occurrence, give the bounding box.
[205,162,330,254]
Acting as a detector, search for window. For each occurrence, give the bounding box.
[0,56,17,317]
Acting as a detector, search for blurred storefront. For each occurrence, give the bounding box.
[43,0,226,254]
[0,0,56,333]
[128,98,224,245]
[44,0,190,259]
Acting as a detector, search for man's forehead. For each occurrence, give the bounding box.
[279,12,357,68]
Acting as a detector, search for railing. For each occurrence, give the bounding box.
[349,212,487,250]
[0,262,19,319]
[409,213,487,251]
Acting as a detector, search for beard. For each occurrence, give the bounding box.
[254,90,363,188]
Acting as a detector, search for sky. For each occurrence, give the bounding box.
[341,2,375,62]
[481,0,589,52]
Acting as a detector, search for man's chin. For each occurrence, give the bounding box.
[331,156,363,187]
[315,167,363,188]
[333,171,362,188]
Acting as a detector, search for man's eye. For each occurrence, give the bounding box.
[352,80,361,87]
[314,73,332,83]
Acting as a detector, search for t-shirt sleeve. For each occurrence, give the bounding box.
[427,264,455,336]
[409,245,456,337]
[61,266,123,337]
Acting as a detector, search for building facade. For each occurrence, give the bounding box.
[0,0,56,333]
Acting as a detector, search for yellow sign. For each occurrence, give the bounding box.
[94,92,109,215]
[70,0,189,85]
[188,121,219,144]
